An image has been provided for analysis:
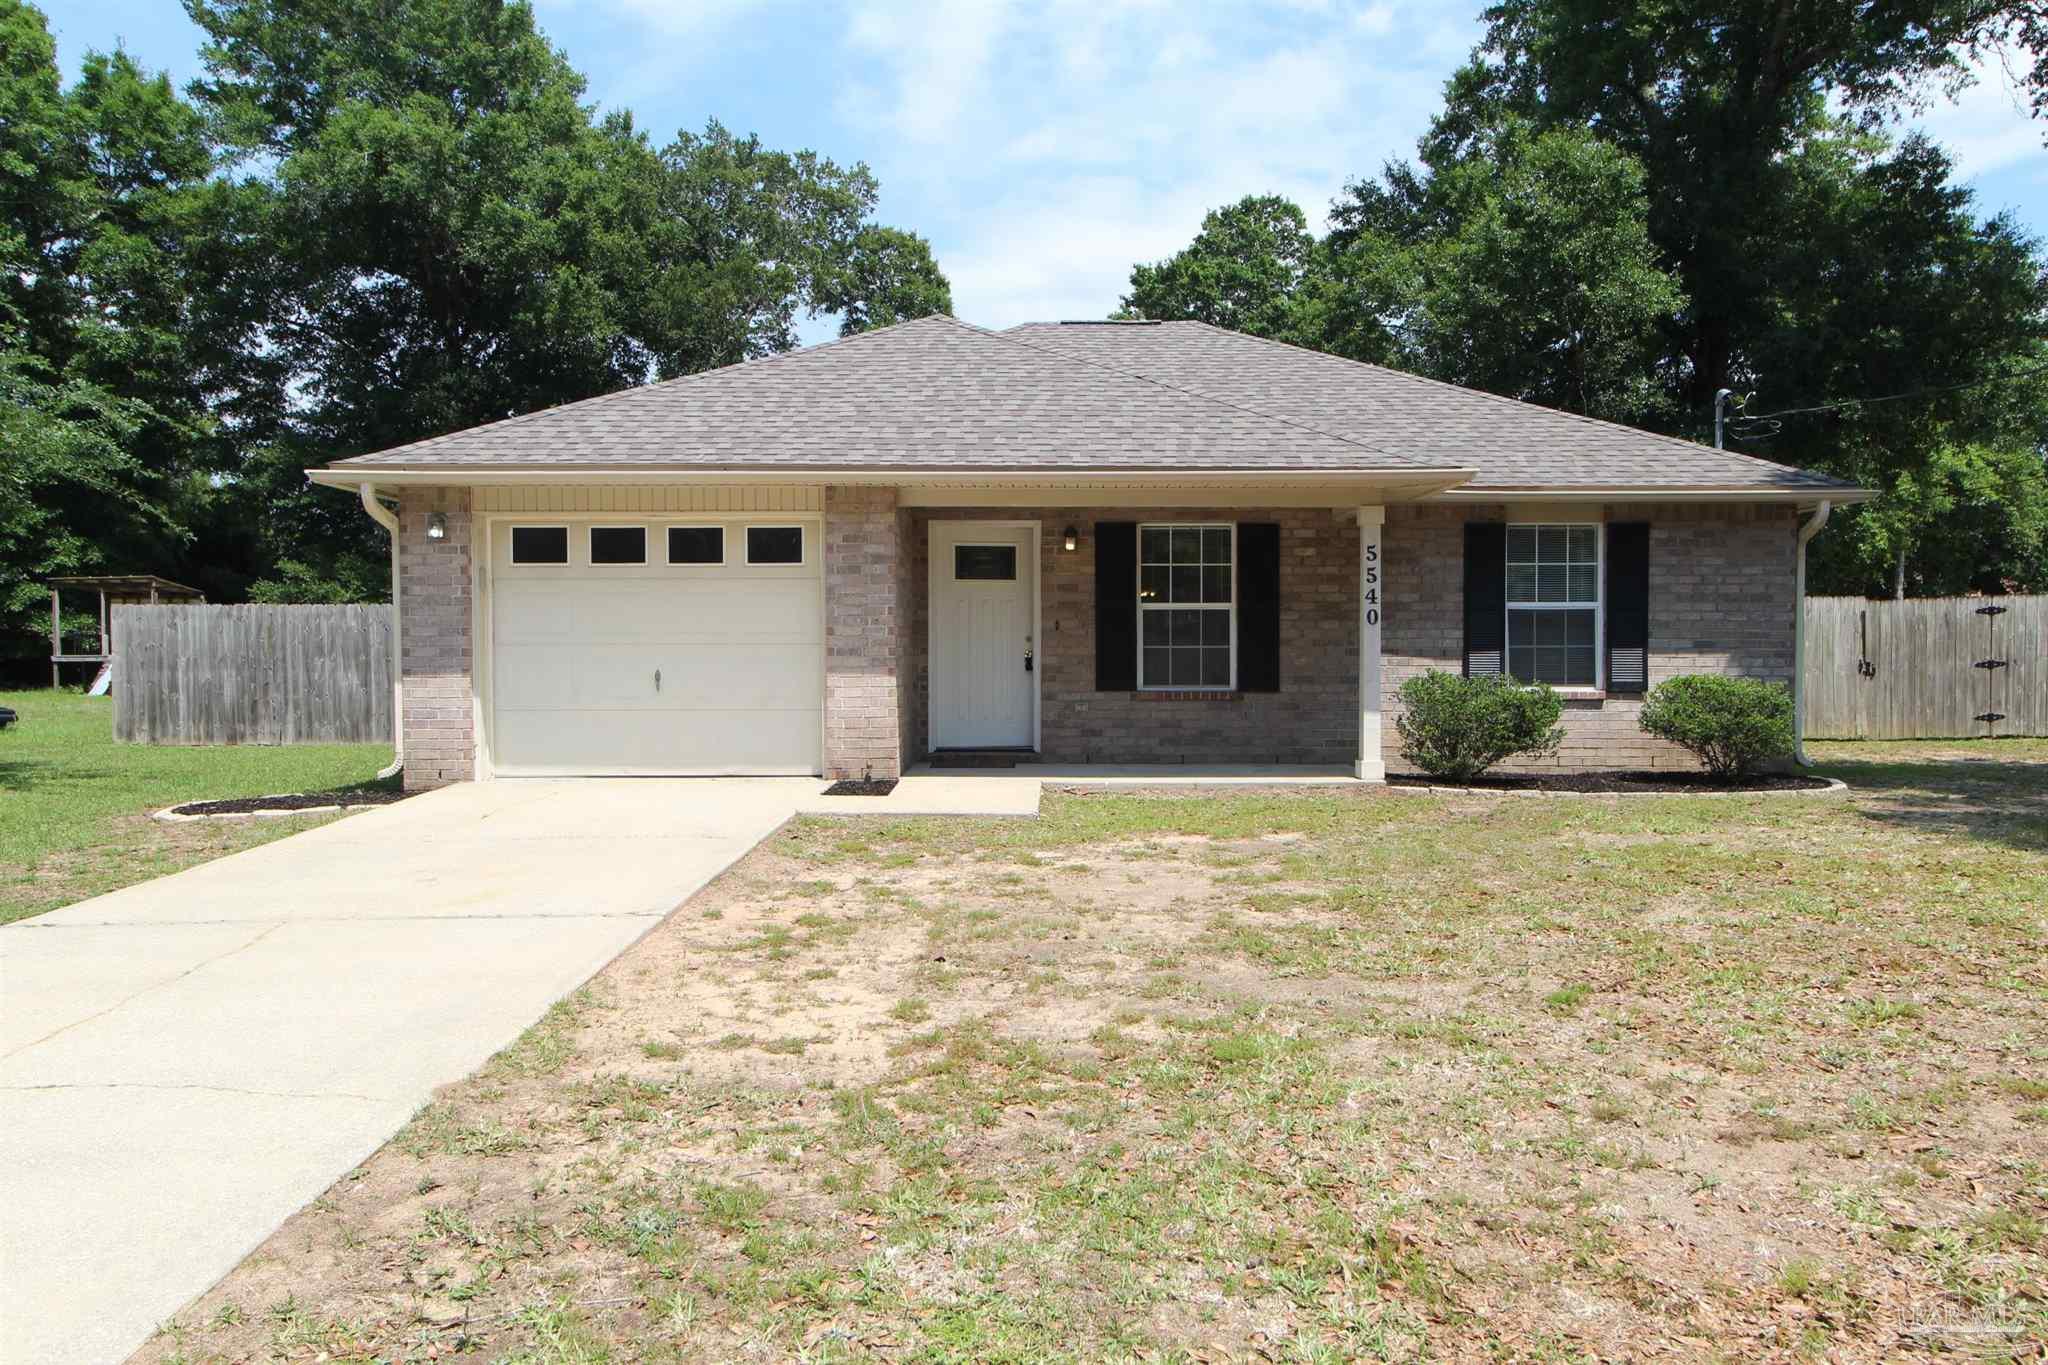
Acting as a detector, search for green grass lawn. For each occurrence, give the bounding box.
[0,689,394,925]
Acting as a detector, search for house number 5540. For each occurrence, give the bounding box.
[1363,541,1380,626]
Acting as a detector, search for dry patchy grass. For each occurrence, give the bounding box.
[136,740,2047,1363]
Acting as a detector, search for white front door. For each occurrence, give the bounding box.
[930,522,1037,749]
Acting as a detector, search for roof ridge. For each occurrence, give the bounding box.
[980,320,1425,469]
[336,314,962,462]
[1170,320,1815,479]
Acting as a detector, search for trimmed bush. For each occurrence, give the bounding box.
[1394,671,1564,781]
[1637,675,1794,781]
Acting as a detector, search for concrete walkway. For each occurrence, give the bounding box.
[0,778,822,1365]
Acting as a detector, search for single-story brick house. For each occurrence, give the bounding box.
[308,315,1866,789]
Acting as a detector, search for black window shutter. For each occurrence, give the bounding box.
[1463,522,1507,677]
[1236,522,1281,692]
[1605,522,1650,694]
[1095,521,1137,691]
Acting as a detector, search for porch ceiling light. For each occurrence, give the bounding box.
[1063,525,1079,552]
[426,512,447,540]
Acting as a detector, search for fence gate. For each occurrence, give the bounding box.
[1802,594,2045,741]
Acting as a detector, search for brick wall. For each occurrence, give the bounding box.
[905,509,1361,763]
[391,493,1797,783]
[822,487,904,779]
[397,488,474,790]
[1381,503,1798,772]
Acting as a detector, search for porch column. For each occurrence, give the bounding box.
[1355,506,1386,783]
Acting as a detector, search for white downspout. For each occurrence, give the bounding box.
[1793,500,1832,766]
[359,483,404,781]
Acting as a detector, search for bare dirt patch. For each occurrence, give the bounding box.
[135,757,2047,1363]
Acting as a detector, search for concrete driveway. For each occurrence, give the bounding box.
[0,777,822,1365]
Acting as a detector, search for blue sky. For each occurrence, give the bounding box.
[46,0,2048,341]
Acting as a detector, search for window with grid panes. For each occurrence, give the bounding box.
[1505,524,1600,686]
[1138,524,1233,688]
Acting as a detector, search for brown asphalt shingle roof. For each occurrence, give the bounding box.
[328,314,1854,493]
[1007,321,1850,491]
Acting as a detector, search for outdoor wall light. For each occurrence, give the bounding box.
[426,512,447,540]
[1063,525,1079,552]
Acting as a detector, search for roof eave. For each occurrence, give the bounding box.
[309,464,1475,492]
[1427,483,1874,506]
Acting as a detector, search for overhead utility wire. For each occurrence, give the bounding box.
[1737,359,2048,421]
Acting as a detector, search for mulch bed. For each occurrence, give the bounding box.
[1389,770,1834,794]
[169,789,410,817]
[820,778,900,797]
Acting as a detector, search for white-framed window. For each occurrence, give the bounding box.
[746,524,804,565]
[588,525,647,565]
[1138,523,1234,689]
[508,525,569,565]
[666,525,725,565]
[1506,523,1601,687]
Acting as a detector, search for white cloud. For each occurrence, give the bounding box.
[1903,47,2043,183]
[534,0,765,37]
[842,1,1013,145]
[832,1,1482,325]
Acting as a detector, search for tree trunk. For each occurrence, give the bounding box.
[1893,543,1907,601]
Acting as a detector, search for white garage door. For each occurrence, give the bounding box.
[488,518,822,775]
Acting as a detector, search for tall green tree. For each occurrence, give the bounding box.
[1330,123,1682,423]
[1121,195,1326,343]
[826,226,954,337]
[1438,0,2046,409]
[184,0,949,602]
[1124,129,1680,425]
[0,1,262,664]
[1726,124,2048,594]
[1125,2,2048,594]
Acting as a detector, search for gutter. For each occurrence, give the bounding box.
[1793,500,1833,766]
[1430,484,1875,505]
[305,465,1477,490]
[358,483,403,781]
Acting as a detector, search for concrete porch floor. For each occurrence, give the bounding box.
[793,764,1368,820]
[1021,763,1362,787]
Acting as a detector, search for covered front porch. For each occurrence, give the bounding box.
[835,484,1405,784]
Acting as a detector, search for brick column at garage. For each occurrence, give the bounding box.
[397,487,475,790]
[822,486,904,779]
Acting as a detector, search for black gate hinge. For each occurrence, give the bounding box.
[1977,712,2008,724]
[1975,604,2008,616]
[1974,658,2009,670]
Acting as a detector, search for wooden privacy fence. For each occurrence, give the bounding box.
[1803,594,2045,740]
[113,604,393,745]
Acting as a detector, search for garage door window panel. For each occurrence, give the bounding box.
[509,526,569,565]
[589,526,647,565]
[667,526,725,565]
[747,525,805,565]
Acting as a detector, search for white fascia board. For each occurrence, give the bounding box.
[307,465,1478,495]
[1427,484,1875,506]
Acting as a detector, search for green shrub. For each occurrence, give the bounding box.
[1637,674,1794,781]
[1394,671,1564,781]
